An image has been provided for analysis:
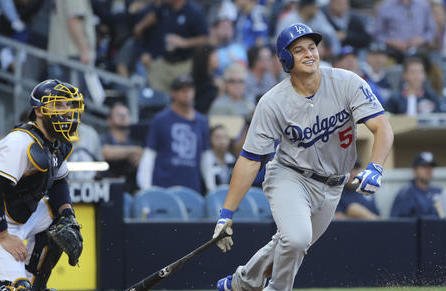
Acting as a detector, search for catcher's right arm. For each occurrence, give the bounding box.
[47,208,83,266]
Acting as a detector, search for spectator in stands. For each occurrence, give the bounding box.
[431,0,446,57]
[114,0,162,78]
[206,0,238,26]
[0,0,27,42]
[192,45,220,114]
[69,123,104,180]
[335,161,380,220]
[385,56,441,115]
[391,152,443,218]
[101,102,143,195]
[209,15,247,76]
[362,42,395,103]
[48,0,96,74]
[208,124,236,191]
[233,0,269,49]
[209,63,254,118]
[228,94,276,189]
[322,0,371,52]
[147,0,209,93]
[275,0,341,56]
[374,0,436,63]
[333,46,384,104]
[137,75,213,194]
[421,53,445,97]
[318,37,334,68]
[0,0,43,77]
[245,45,276,105]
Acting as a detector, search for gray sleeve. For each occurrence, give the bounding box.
[348,74,384,124]
[242,99,281,155]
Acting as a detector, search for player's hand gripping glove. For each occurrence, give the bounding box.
[47,208,83,266]
[354,162,383,195]
[212,208,234,253]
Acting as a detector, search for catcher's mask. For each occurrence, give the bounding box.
[30,79,84,142]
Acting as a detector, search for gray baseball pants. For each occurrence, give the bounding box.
[232,160,345,291]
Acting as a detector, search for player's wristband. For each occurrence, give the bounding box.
[220,208,234,219]
[367,162,383,174]
[0,215,7,232]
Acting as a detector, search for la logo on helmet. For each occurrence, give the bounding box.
[294,25,307,34]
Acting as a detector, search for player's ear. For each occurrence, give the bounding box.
[34,108,43,119]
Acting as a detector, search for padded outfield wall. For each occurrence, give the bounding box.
[97,188,446,290]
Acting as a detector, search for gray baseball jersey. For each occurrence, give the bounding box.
[232,67,385,291]
[243,67,384,176]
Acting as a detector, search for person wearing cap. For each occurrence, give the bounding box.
[212,22,393,291]
[390,152,443,218]
[335,161,380,220]
[137,75,213,194]
[333,45,385,104]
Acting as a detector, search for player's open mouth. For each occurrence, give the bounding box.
[303,60,315,65]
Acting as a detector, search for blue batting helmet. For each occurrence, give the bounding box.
[276,23,322,73]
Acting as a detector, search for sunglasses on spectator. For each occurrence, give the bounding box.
[225,79,245,84]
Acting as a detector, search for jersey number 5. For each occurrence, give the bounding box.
[338,127,353,149]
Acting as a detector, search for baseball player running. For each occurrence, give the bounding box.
[212,23,394,291]
[0,80,84,290]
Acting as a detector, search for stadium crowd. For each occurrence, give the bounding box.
[1,0,446,221]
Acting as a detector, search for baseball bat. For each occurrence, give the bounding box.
[345,178,360,191]
[125,225,231,291]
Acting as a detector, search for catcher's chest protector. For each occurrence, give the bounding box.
[4,123,72,223]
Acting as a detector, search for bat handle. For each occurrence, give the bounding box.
[345,178,360,191]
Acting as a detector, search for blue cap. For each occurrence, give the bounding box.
[413,152,437,167]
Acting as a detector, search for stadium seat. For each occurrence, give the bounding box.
[167,186,206,219]
[132,187,188,221]
[206,185,259,221]
[246,187,272,221]
[123,192,134,219]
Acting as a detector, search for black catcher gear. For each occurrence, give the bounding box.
[47,208,83,266]
[29,79,84,142]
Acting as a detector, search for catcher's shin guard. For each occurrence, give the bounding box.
[13,279,32,290]
[26,232,62,291]
[0,278,32,291]
[0,281,14,291]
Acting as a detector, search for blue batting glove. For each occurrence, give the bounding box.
[354,162,383,195]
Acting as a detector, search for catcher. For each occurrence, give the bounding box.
[0,80,84,290]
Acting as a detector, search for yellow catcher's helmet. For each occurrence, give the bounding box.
[30,79,84,142]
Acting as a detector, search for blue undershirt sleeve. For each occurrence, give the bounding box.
[47,178,71,216]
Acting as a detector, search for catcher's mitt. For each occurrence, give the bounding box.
[47,208,83,266]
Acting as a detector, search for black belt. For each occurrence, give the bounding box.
[288,165,346,186]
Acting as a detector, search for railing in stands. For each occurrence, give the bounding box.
[0,35,144,135]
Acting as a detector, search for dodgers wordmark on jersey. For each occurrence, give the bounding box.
[243,67,384,176]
